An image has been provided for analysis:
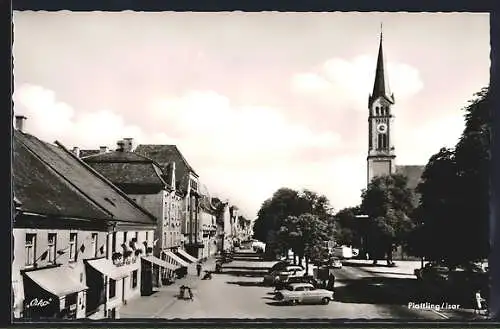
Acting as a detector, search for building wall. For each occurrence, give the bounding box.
[128,193,165,256]
[12,228,108,319]
[105,228,154,318]
[200,210,217,259]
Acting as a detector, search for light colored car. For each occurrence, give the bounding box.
[331,259,342,269]
[274,283,334,305]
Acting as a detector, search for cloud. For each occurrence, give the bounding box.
[14,83,346,218]
[291,55,424,110]
[13,84,176,149]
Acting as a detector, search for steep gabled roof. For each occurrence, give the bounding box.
[135,144,198,193]
[13,131,157,227]
[83,150,169,194]
[79,149,100,158]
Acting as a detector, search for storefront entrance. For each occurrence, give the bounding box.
[22,265,87,320]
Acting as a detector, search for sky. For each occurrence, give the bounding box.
[12,12,490,219]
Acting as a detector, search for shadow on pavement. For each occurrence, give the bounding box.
[222,265,271,271]
[265,301,290,307]
[226,280,265,287]
[218,270,268,278]
[343,261,394,268]
[365,270,414,276]
[334,276,476,308]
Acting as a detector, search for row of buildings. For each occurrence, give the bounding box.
[11,115,252,320]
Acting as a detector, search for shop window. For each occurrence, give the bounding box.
[132,270,138,288]
[25,233,36,266]
[47,233,57,263]
[109,279,116,298]
[91,233,98,257]
[69,233,77,262]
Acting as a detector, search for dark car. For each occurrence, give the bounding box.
[414,262,450,283]
[269,260,292,273]
[275,275,318,291]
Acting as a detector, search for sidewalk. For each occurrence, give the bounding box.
[119,257,218,318]
[344,259,420,277]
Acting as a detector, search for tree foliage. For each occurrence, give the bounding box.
[412,87,490,265]
[361,174,416,261]
[333,206,362,247]
[253,188,335,262]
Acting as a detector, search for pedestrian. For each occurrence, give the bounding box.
[474,290,487,314]
[196,263,202,277]
[187,287,194,301]
[327,273,336,291]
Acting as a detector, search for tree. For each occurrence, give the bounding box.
[334,206,362,247]
[280,213,332,273]
[412,87,490,265]
[361,174,416,264]
[252,188,304,257]
[253,187,336,261]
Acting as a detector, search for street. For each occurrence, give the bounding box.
[120,250,484,320]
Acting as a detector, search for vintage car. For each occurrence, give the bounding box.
[274,283,334,305]
[331,258,342,269]
[414,262,450,282]
[263,265,305,286]
[274,275,319,291]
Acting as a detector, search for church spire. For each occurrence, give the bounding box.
[370,23,394,105]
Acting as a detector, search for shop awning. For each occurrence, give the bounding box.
[176,249,198,263]
[142,255,177,271]
[164,251,189,267]
[87,258,130,280]
[24,266,88,297]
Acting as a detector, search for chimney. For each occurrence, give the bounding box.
[123,138,134,152]
[72,147,80,157]
[170,161,176,190]
[15,115,27,132]
[117,140,125,152]
[99,146,108,154]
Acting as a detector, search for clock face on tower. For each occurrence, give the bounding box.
[377,123,387,133]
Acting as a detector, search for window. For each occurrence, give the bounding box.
[91,233,98,257]
[123,232,128,243]
[112,232,117,252]
[109,279,116,298]
[69,233,77,262]
[375,106,380,116]
[135,232,139,241]
[163,232,167,247]
[378,133,388,150]
[25,234,36,266]
[146,231,149,243]
[47,233,57,263]
[132,270,138,288]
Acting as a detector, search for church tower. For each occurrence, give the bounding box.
[367,26,396,185]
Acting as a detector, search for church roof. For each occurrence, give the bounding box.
[370,30,395,106]
[396,165,425,191]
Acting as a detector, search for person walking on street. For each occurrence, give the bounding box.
[187,287,194,301]
[327,273,336,291]
[196,262,202,277]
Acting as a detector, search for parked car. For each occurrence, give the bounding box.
[275,275,319,291]
[414,262,450,283]
[263,265,305,286]
[274,283,334,305]
[331,258,342,269]
[269,260,292,273]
